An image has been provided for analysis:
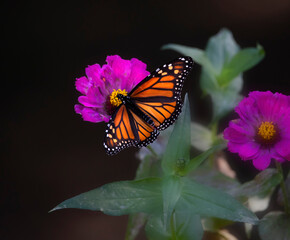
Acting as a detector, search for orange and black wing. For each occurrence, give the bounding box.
[129,57,193,130]
[127,108,159,148]
[104,104,159,155]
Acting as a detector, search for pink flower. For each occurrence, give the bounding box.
[74,55,150,123]
[223,91,290,170]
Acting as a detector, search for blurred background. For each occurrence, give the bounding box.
[1,0,290,239]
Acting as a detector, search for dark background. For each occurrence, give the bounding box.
[1,0,290,239]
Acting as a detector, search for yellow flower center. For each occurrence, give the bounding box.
[258,121,276,141]
[110,89,127,107]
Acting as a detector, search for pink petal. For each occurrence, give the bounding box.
[75,76,91,95]
[123,58,149,91]
[102,115,110,123]
[85,64,102,83]
[223,121,250,143]
[238,141,260,160]
[252,149,272,170]
[275,139,290,161]
[81,108,106,123]
[252,91,289,122]
[106,55,131,81]
[235,94,260,125]
[86,87,106,105]
[74,104,84,114]
[278,115,290,130]
[75,105,110,123]
[78,95,103,108]
[271,150,286,163]
[227,141,242,154]
[100,64,119,91]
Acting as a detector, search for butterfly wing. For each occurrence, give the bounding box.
[104,104,159,155]
[128,108,159,148]
[129,56,193,130]
[104,105,137,155]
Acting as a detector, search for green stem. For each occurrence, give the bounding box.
[170,211,177,239]
[275,161,290,215]
[211,121,218,140]
[146,145,158,158]
[208,121,218,166]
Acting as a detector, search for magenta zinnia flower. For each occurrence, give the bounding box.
[74,55,150,123]
[224,91,290,170]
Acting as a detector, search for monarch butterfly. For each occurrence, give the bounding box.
[104,56,193,155]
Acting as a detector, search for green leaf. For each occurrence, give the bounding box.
[202,29,264,121]
[181,144,225,175]
[177,178,258,224]
[51,177,163,216]
[199,29,244,121]
[161,43,217,76]
[162,175,183,228]
[189,166,240,197]
[203,29,244,121]
[162,94,191,175]
[227,75,243,93]
[217,45,265,86]
[161,43,218,97]
[258,211,290,240]
[191,122,212,151]
[190,168,281,213]
[211,90,243,122]
[199,67,219,95]
[135,154,162,179]
[205,28,240,73]
[125,213,147,240]
[146,215,171,240]
[235,168,282,198]
[162,44,205,65]
[146,211,203,240]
